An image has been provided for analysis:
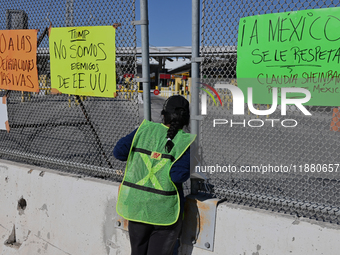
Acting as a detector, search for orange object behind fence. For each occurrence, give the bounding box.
[330,107,340,132]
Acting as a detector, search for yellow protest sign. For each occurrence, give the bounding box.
[0,29,39,92]
[49,26,116,97]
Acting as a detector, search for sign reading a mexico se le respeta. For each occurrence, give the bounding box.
[237,7,340,106]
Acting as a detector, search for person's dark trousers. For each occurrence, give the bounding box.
[128,216,183,255]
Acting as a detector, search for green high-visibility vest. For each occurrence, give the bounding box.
[116,120,196,225]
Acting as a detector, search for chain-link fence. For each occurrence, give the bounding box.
[200,0,340,224]
[2,0,340,225]
[0,0,138,181]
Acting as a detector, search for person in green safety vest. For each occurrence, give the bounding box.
[114,95,196,255]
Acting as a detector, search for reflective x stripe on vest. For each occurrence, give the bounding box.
[137,153,168,190]
[122,148,177,196]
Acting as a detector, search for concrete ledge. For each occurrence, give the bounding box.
[1,159,340,255]
[0,159,130,255]
[180,201,340,255]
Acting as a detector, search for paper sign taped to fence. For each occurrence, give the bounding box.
[0,96,9,132]
[0,30,39,92]
[237,7,340,106]
[49,26,116,97]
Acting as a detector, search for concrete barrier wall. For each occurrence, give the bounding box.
[180,204,340,255]
[0,159,130,255]
[1,159,339,255]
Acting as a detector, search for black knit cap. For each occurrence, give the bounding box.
[162,95,189,114]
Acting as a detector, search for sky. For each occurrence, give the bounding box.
[135,0,194,69]
[135,0,193,47]
[135,0,337,48]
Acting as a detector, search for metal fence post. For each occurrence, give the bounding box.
[65,0,74,27]
[140,0,151,121]
[190,0,200,194]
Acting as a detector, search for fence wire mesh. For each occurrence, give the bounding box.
[200,0,340,224]
[0,0,138,181]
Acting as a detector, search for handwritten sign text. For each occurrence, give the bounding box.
[237,7,340,106]
[49,26,116,97]
[0,30,38,92]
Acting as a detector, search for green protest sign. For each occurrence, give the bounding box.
[237,7,340,106]
[49,26,116,97]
